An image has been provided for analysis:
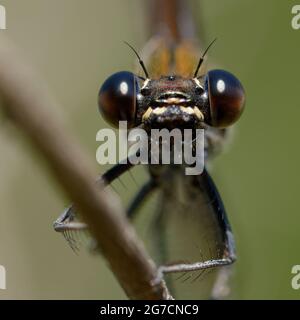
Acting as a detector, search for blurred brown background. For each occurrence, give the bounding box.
[0,0,299,299]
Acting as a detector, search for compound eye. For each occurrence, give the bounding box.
[205,69,245,128]
[98,71,139,128]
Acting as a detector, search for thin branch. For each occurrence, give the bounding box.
[0,37,172,300]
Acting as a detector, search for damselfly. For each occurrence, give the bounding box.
[54,0,245,299]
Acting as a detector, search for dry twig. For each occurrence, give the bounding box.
[0,37,171,300]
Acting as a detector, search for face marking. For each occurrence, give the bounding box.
[141,79,150,90]
[142,107,153,121]
[142,105,204,123]
[159,91,189,97]
[194,107,204,121]
[155,91,191,105]
[153,107,167,115]
[193,78,204,89]
[162,97,184,104]
[180,106,194,114]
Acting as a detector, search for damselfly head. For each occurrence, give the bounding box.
[98,65,245,129]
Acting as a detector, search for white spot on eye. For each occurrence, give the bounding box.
[217,79,225,93]
[120,82,128,95]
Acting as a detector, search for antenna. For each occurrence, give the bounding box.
[124,41,149,79]
[193,38,217,78]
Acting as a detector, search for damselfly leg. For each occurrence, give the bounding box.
[53,159,135,250]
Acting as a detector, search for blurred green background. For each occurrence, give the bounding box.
[0,0,299,299]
